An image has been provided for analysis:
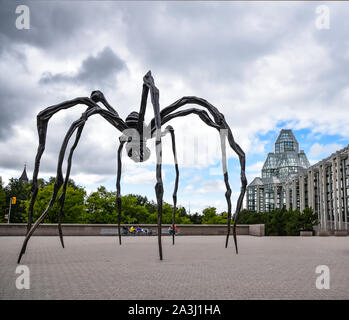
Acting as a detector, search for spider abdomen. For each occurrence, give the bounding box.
[125,111,139,129]
[125,111,150,162]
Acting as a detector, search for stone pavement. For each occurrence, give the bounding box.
[0,236,348,299]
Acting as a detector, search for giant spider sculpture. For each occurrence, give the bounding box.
[17,71,247,263]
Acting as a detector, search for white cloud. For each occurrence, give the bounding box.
[246,161,264,173]
[308,142,343,159]
[197,180,226,193]
[1,1,349,210]
[184,184,194,191]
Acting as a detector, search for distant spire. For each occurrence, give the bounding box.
[19,163,28,182]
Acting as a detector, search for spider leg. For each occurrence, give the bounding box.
[23,97,98,255]
[18,106,115,263]
[143,71,164,260]
[152,104,247,254]
[116,138,126,245]
[224,124,247,254]
[148,96,223,133]
[55,109,126,249]
[22,96,126,255]
[154,140,164,260]
[219,130,233,249]
[18,115,87,263]
[57,123,86,248]
[162,125,179,245]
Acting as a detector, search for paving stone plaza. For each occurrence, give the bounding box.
[0,236,348,300]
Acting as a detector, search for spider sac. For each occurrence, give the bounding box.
[124,111,151,163]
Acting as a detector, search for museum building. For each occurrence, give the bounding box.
[246,129,349,233]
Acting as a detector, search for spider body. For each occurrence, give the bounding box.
[124,111,151,162]
[17,71,247,264]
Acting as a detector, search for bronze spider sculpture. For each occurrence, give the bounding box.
[17,71,247,263]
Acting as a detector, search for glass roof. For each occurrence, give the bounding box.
[274,129,299,153]
[260,129,310,182]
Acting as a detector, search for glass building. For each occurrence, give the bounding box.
[246,129,349,233]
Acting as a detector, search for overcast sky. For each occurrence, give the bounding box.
[1,1,349,213]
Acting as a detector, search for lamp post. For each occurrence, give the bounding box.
[8,197,16,224]
[8,198,12,224]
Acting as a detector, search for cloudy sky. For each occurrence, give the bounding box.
[1,1,349,213]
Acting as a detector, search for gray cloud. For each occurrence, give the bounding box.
[1,0,349,198]
[116,2,315,83]
[40,47,127,88]
[0,0,91,54]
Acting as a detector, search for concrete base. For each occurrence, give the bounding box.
[334,230,348,236]
[318,230,331,236]
[0,223,265,237]
[249,224,265,236]
[300,231,313,236]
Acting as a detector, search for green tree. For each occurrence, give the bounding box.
[235,209,264,224]
[189,212,203,224]
[24,179,86,223]
[299,207,318,232]
[0,177,8,222]
[4,178,31,222]
[176,206,192,224]
[121,194,150,224]
[284,209,301,236]
[201,207,227,224]
[238,207,319,236]
[264,208,289,236]
[83,186,117,223]
[202,207,217,224]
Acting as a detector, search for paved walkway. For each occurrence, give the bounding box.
[0,236,348,299]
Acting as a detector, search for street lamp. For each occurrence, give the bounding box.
[8,197,16,224]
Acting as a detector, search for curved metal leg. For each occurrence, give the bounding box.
[23,97,98,255]
[225,124,247,254]
[18,180,63,263]
[155,138,164,260]
[57,124,86,248]
[18,113,93,263]
[148,93,247,255]
[220,130,233,249]
[170,128,179,246]
[143,71,164,260]
[116,139,125,245]
[162,126,179,245]
[57,211,64,249]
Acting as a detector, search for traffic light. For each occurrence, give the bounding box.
[11,197,16,204]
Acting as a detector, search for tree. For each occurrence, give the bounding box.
[238,207,319,236]
[176,206,192,224]
[83,186,117,223]
[121,194,150,224]
[235,209,264,224]
[0,177,7,222]
[130,194,148,207]
[201,207,227,224]
[299,207,318,232]
[24,179,86,223]
[202,207,217,224]
[4,178,31,222]
[264,207,290,236]
[284,209,301,236]
[189,212,203,224]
